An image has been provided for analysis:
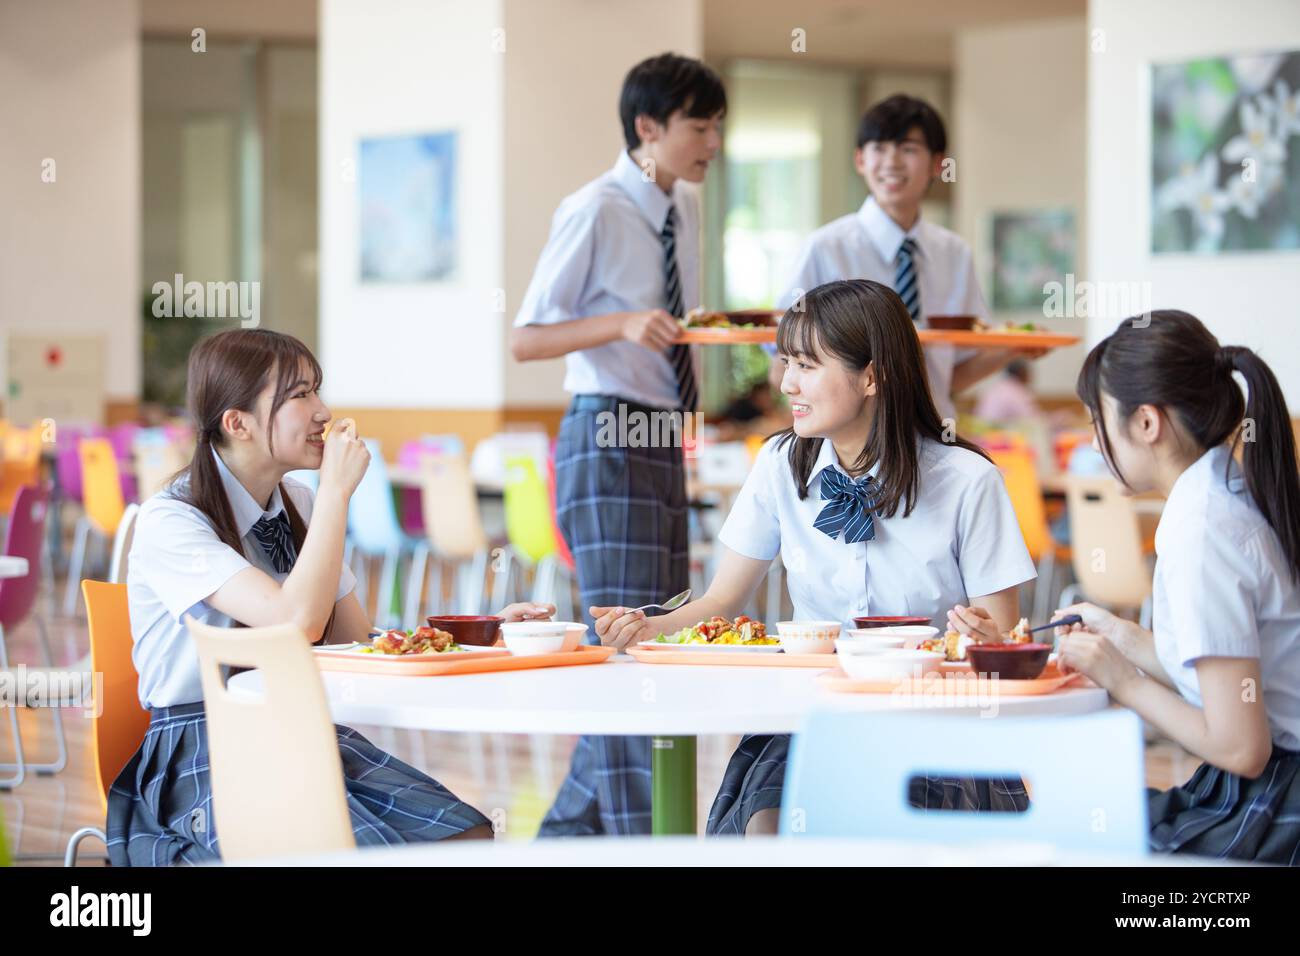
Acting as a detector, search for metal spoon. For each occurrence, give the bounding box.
[633,588,692,616]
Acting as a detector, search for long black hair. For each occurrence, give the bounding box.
[774,279,989,518]
[1078,310,1300,582]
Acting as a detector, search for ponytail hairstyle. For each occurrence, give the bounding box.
[171,328,323,556]
[773,279,990,518]
[1078,310,1300,582]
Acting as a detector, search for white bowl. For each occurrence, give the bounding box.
[839,649,943,681]
[835,635,905,656]
[847,625,940,649]
[500,621,569,656]
[554,622,588,652]
[775,620,841,656]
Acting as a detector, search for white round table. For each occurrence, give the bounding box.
[229,655,1109,834]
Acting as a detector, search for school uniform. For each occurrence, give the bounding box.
[514,150,700,835]
[780,195,987,423]
[106,451,488,866]
[706,433,1037,834]
[1144,444,1300,864]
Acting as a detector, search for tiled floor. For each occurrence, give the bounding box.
[1,575,1201,865]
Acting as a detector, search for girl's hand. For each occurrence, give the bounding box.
[590,605,652,651]
[319,420,370,497]
[1056,630,1141,695]
[1053,602,1125,643]
[497,602,555,622]
[946,604,1001,643]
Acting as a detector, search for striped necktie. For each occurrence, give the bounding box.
[662,206,698,412]
[251,511,297,574]
[895,236,921,324]
[813,467,880,544]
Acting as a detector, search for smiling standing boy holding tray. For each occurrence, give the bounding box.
[510,53,726,836]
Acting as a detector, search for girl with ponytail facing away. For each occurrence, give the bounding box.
[1056,310,1300,864]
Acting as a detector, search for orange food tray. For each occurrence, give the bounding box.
[917,330,1080,350]
[626,646,837,668]
[673,328,1079,351]
[818,661,1084,695]
[315,645,616,676]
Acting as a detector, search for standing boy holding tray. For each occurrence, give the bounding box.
[776,94,1023,423]
[510,52,726,836]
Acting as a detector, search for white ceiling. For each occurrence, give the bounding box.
[704,0,1086,68]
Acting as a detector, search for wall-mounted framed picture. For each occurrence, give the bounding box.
[989,209,1076,312]
[359,130,458,281]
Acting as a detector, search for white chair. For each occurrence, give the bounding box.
[188,616,355,861]
[1059,476,1153,627]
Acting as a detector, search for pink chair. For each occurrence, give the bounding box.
[0,483,65,789]
[108,423,140,503]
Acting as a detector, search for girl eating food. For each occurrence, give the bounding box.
[109,328,551,865]
[591,279,1038,835]
[1056,310,1300,864]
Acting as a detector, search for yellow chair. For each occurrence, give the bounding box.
[990,448,1071,623]
[63,439,127,616]
[65,581,151,865]
[188,616,355,862]
[503,455,558,565]
[0,424,43,515]
[1060,476,1153,626]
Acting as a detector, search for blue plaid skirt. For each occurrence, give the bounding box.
[707,733,1030,835]
[106,702,489,865]
[538,395,689,837]
[1148,745,1300,864]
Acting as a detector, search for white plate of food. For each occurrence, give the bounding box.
[314,626,509,661]
[638,615,782,652]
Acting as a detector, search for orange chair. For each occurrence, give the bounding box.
[63,439,127,616]
[989,449,1071,624]
[64,581,150,866]
[0,424,43,515]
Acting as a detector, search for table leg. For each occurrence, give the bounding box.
[651,735,696,835]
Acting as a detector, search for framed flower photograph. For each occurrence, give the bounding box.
[1151,51,1300,254]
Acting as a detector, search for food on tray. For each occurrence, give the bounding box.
[681,308,775,330]
[362,626,459,655]
[656,615,777,646]
[1007,617,1031,643]
[965,319,1042,334]
[919,629,975,662]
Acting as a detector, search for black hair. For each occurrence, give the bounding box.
[774,279,989,517]
[856,94,947,153]
[1078,310,1300,582]
[619,52,727,150]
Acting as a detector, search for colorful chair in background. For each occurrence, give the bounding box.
[346,439,419,628]
[1059,476,1153,627]
[63,439,127,616]
[0,424,43,517]
[404,451,491,622]
[499,455,573,620]
[989,448,1072,624]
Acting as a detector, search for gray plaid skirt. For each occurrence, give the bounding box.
[106,702,489,865]
[1148,745,1300,864]
[706,733,1030,835]
[538,395,689,837]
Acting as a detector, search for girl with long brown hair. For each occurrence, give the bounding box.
[592,279,1039,835]
[1056,310,1300,863]
[107,329,547,864]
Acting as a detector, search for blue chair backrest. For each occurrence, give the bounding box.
[284,469,319,493]
[781,709,1147,856]
[346,438,405,555]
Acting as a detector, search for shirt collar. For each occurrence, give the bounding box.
[613,149,676,233]
[812,437,882,488]
[212,448,286,539]
[1163,443,1241,519]
[858,195,923,264]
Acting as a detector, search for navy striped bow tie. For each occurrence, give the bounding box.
[813,468,880,544]
[251,511,297,574]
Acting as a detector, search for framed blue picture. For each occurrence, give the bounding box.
[359,131,457,281]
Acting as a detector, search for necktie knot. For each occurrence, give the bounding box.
[251,511,297,574]
[813,467,880,544]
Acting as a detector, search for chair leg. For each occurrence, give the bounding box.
[403,544,430,627]
[0,625,27,789]
[422,559,444,618]
[32,617,68,775]
[463,549,488,615]
[489,548,512,614]
[64,826,107,867]
[1058,582,1083,610]
[376,549,400,629]
[62,516,91,617]
[1032,550,1057,624]
[530,554,558,606]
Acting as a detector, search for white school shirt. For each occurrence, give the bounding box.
[1152,444,1300,750]
[126,451,357,709]
[780,196,987,422]
[513,150,701,410]
[720,435,1035,628]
